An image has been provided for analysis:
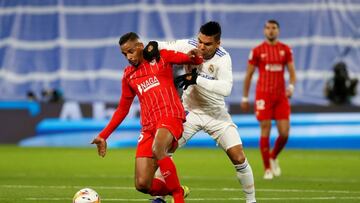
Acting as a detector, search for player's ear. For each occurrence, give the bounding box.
[137,42,144,49]
[216,40,221,48]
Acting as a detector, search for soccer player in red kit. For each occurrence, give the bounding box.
[241,20,296,180]
[91,32,203,202]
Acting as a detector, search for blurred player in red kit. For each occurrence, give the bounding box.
[91,32,203,202]
[241,20,296,180]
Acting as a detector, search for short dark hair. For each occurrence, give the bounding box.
[266,19,280,28]
[119,32,139,45]
[199,21,221,41]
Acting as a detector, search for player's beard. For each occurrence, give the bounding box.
[129,59,139,67]
[201,50,216,60]
[266,34,277,42]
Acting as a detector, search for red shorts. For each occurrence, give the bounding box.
[254,93,290,121]
[136,117,184,158]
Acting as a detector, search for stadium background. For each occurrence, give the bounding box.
[1,0,359,148]
[1,0,360,104]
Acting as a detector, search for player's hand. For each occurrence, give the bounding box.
[187,49,202,59]
[91,137,107,157]
[174,68,198,90]
[240,101,250,112]
[286,84,294,98]
[143,41,160,62]
[286,89,293,98]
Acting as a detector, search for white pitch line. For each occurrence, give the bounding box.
[8,173,360,184]
[3,196,359,201]
[1,184,359,194]
[23,198,149,202]
[0,185,133,190]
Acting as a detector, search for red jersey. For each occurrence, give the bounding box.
[248,41,293,96]
[99,49,203,140]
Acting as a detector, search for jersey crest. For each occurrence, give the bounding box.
[208,64,215,74]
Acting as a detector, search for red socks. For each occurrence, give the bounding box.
[157,156,184,203]
[260,135,289,170]
[260,136,270,169]
[148,178,169,196]
[271,135,288,159]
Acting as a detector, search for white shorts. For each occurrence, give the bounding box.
[178,110,242,151]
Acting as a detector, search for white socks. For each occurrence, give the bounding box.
[235,159,256,203]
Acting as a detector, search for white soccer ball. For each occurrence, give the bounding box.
[73,188,100,203]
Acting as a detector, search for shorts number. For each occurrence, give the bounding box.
[138,133,144,143]
[256,99,265,110]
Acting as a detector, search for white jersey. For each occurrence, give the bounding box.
[158,39,233,115]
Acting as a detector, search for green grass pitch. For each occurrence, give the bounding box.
[0,145,359,202]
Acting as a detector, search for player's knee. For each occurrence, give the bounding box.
[279,132,289,138]
[135,178,151,193]
[231,155,246,165]
[226,144,247,165]
[278,128,289,137]
[230,150,246,165]
[238,154,247,164]
[261,122,271,130]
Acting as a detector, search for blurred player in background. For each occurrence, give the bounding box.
[152,21,256,203]
[91,32,203,203]
[241,20,296,180]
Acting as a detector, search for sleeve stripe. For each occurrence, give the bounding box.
[188,41,198,47]
[215,48,226,57]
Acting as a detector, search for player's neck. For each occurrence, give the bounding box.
[266,39,278,45]
[134,58,145,68]
[204,49,217,60]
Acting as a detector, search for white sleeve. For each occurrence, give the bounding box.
[157,39,195,54]
[196,55,233,96]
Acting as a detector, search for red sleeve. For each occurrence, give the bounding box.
[248,48,258,66]
[160,49,203,65]
[286,45,294,63]
[98,73,135,140]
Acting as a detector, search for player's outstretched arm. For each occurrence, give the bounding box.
[286,62,296,98]
[91,74,135,157]
[241,63,256,112]
[162,49,203,65]
[91,137,107,157]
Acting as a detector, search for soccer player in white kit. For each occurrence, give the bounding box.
[152,21,256,203]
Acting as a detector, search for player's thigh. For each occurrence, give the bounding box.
[216,125,243,152]
[255,94,273,120]
[155,117,184,154]
[178,111,202,147]
[204,113,242,150]
[135,157,157,189]
[153,128,174,160]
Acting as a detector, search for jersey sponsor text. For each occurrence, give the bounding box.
[137,76,160,94]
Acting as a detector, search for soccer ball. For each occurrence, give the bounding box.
[73,188,100,203]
